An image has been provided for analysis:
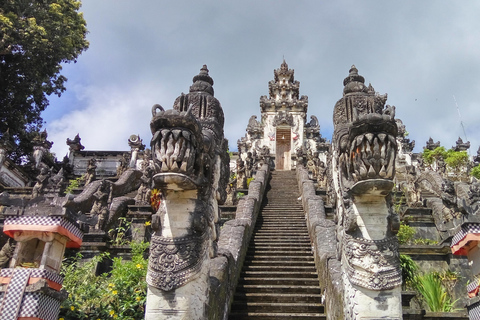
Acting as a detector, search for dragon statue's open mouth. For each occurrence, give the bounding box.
[346,112,397,184]
[150,106,205,190]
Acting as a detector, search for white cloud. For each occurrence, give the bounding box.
[46,83,170,158]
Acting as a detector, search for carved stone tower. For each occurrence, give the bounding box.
[238,60,325,170]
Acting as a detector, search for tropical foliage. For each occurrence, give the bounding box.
[397,223,415,245]
[59,241,149,319]
[400,254,418,290]
[415,272,458,312]
[471,164,480,179]
[0,0,89,162]
[422,146,469,175]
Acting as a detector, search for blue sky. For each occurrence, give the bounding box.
[43,1,480,158]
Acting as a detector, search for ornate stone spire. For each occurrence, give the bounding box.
[343,65,368,95]
[189,64,214,96]
[172,65,224,140]
[260,60,307,113]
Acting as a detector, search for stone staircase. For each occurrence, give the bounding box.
[229,170,326,320]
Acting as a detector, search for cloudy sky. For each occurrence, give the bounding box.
[42,1,480,158]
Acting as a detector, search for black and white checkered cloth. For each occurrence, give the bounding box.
[17,292,61,320]
[4,215,83,244]
[468,280,480,295]
[468,300,480,320]
[451,223,480,247]
[0,268,63,287]
[0,268,31,320]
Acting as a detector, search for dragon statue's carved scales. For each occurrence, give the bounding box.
[332,66,402,319]
[145,65,229,320]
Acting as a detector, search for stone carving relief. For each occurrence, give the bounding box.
[90,180,112,230]
[146,232,208,291]
[425,137,440,150]
[135,165,153,205]
[66,133,85,153]
[84,158,97,186]
[273,111,294,127]
[31,166,51,198]
[32,130,53,169]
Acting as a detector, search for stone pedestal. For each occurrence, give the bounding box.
[127,204,152,242]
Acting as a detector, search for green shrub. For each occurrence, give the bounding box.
[413,238,438,245]
[65,175,85,194]
[415,272,458,312]
[471,164,480,179]
[59,241,149,319]
[397,223,415,244]
[422,147,447,166]
[422,146,469,174]
[400,254,418,290]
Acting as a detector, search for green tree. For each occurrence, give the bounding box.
[0,0,89,162]
[471,164,480,179]
[422,146,469,176]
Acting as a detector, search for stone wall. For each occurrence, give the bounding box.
[296,166,343,320]
[207,163,271,320]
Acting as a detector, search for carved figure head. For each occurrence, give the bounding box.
[150,65,227,195]
[333,66,397,192]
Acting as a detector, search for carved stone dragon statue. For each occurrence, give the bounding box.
[145,65,229,320]
[332,66,402,319]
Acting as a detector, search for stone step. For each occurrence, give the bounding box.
[253,231,309,236]
[251,238,311,243]
[239,277,320,286]
[250,244,312,249]
[242,265,317,272]
[252,235,310,240]
[246,250,312,256]
[244,259,315,267]
[260,209,304,212]
[230,172,325,319]
[258,215,305,218]
[230,301,324,314]
[255,222,306,225]
[235,284,322,295]
[256,218,307,228]
[229,312,326,320]
[252,239,311,244]
[241,271,319,278]
[252,236,310,240]
[233,292,322,304]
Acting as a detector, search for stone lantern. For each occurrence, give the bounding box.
[0,199,82,320]
[451,222,480,318]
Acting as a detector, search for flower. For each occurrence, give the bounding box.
[112,290,118,295]
[59,318,65,320]
[108,283,115,287]
[136,296,141,301]
[109,310,115,316]
[70,306,75,311]
[136,263,143,269]
[113,315,118,319]
[144,221,151,226]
